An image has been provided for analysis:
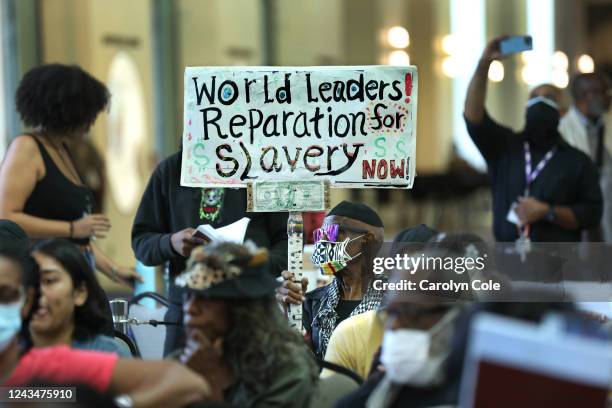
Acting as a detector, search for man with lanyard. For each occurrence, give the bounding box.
[464,37,602,247]
[131,148,288,356]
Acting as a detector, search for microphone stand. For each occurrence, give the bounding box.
[115,318,183,327]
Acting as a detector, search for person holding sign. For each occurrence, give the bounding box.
[277,201,385,359]
[131,149,288,355]
[464,37,602,245]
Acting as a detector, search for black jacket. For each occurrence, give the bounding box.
[131,151,288,302]
[303,285,363,359]
[303,285,327,357]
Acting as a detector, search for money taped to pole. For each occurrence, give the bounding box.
[247,181,330,212]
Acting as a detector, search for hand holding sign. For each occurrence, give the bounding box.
[276,270,309,306]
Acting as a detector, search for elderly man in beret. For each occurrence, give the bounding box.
[277,201,386,359]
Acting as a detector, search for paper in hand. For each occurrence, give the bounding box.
[192,217,251,244]
[506,202,520,226]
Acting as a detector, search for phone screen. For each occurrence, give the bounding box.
[499,36,533,56]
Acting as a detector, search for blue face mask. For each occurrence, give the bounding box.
[0,297,24,352]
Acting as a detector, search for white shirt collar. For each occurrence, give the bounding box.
[573,105,604,129]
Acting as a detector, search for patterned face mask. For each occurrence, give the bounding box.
[311,236,363,275]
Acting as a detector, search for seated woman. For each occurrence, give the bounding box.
[28,239,130,357]
[175,242,318,407]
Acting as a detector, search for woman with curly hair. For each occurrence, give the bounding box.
[0,64,140,285]
[175,241,318,407]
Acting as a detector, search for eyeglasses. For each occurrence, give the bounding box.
[312,224,369,243]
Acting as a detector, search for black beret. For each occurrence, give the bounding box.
[393,224,437,244]
[327,201,383,228]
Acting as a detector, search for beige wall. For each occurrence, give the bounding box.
[485,0,528,131]
[178,0,263,67]
[87,0,156,276]
[372,0,455,174]
[408,0,453,174]
[556,0,587,79]
[275,0,345,65]
[40,0,91,68]
[176,0,264,146]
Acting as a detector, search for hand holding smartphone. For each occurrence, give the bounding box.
[499,35,533,56]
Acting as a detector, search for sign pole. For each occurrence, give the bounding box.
[247,180,329,331]
[287,211,304,330]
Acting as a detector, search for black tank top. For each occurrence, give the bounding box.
[23,135,95,245]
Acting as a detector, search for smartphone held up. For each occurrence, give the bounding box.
[499,35,533,56]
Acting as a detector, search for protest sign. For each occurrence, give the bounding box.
[181,65,418,188]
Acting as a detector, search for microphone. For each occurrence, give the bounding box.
[114,318,183,327]
[109,299,129,335]
[109,299,183,332]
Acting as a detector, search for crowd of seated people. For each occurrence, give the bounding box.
[1,204,610,407]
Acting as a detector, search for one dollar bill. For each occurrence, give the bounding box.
[247,181,330,212]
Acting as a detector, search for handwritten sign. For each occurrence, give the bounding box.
[181,66,418,188]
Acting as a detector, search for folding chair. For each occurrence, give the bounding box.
[310,359,362,408]
[317,359,363,385]
[127,292,171,360]
[114,330,141,358]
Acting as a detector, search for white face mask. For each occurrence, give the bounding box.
[0,296,24,353]
[380,309,457,386]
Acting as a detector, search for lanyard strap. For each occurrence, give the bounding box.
[524,142,556,188]
[521,142,556,239]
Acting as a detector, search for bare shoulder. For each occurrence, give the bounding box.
[15,133,41,147]
[3,134,44,176]
[7,135,42,165]
[8,134,42,157]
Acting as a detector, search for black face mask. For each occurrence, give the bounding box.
[523,99,561,149]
